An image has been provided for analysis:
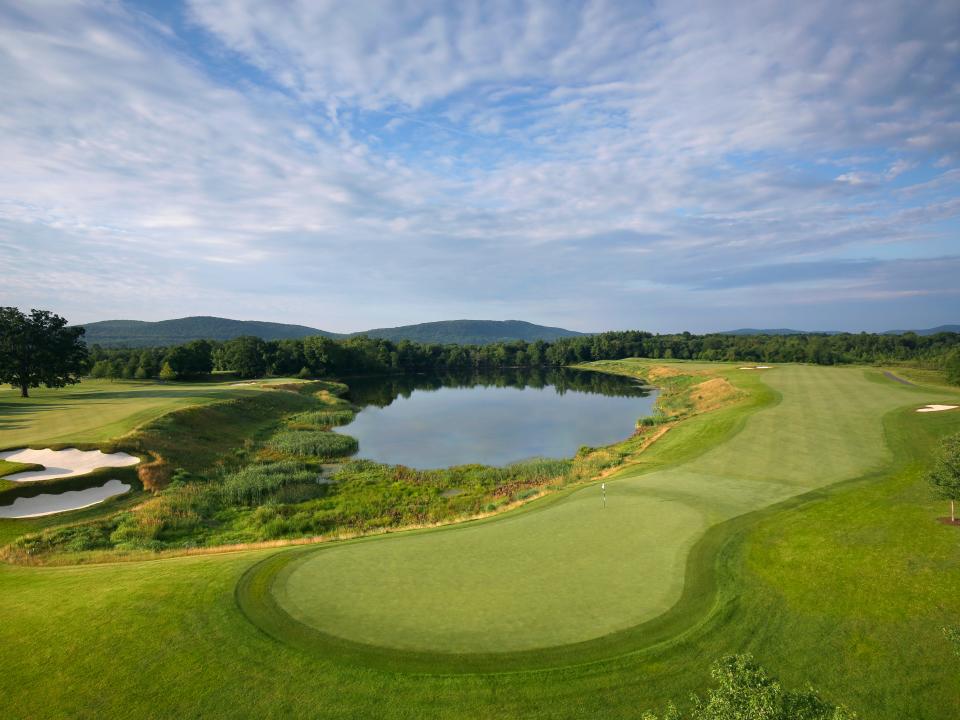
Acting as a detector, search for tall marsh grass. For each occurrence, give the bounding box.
[219,461,320,505]
[266,430,358,459]
[287,409,356,428]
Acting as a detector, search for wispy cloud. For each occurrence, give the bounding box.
[0,0,957,332]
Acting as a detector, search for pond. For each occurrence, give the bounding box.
[0,479,131,519]
[337,368,656,469]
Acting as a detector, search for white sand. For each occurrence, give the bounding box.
[917,404,959,413]
[0,480,131,518]
[740,366,773,370]
[0,448,140,482]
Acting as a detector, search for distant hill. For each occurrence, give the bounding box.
[351,320,587,345]
[78,316,586,347]
[722,325,959,336]
[79,316,341,347]
[883,325,960,336]
[720,328,821,336]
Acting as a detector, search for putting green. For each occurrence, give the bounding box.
[262,364,951,656]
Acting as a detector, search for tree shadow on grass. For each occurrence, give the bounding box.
[0,403,71,432]
[48,389,242,402]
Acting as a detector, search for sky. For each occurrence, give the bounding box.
[1,0,958,334]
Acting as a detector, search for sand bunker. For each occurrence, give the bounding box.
[0,479,131,519]
[917,404,959,413]
[740,365,773,370]
[0,448,140,482]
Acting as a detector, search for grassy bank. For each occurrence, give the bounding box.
[0,378,283,448]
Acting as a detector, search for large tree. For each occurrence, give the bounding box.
[224,335,267,379]
[0,307,88,397]
[928,432,960,522]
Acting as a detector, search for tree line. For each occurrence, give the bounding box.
[4,307,960,395]
[86,329,960,381]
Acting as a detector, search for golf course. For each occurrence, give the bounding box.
[1,359,958,718]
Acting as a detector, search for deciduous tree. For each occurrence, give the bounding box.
[0,307,87,397]
[928,432,960,522]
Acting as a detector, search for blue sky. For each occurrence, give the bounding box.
[0,0,958,333]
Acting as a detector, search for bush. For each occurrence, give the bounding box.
[642,654,855,720]
[266,429,358,459]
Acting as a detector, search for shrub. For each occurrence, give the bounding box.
[266,429,358,459]
[642,654,855,720]
[158,361,177,381]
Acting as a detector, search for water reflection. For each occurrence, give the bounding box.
[337,368,655,469]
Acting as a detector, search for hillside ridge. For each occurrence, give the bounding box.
[78,316,586,347]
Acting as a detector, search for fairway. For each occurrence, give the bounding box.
[261,364,953,655]
[0,379,273,447]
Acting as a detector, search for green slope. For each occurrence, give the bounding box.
[0,378,266,448]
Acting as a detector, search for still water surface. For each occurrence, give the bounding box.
[338,369,656,469]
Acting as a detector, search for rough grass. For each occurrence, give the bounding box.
[219,462,321,506]
[265,429,358,459]
[0,363,957,718]
[122,390,318,480]
[689,376,741,413]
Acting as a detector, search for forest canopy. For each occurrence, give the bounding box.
[83,329,960,383]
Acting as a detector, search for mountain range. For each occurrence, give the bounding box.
[77,316,960,347]
[77,317,586,347]
[722,325,960,336]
